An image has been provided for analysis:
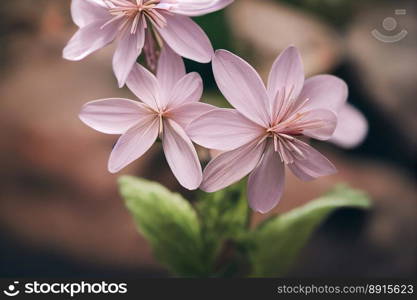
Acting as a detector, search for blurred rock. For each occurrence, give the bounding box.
[346,1,417,151]
[226,0,343,78]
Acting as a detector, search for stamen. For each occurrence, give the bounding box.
[278,140,293,164]
[145,10,167,29]
[276,85,295,123]
[273,134,278,152]
[267,85,329,164]
[101,0,166,35]
[277,133,295,141]
[131,13,140,33]
[287,141,304,158]
[270,111,306,133]
[273,88,285,122]
[158,114,163,138]
[290,97,311,115]
[256,133,269,147]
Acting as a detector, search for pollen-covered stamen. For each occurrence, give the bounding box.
[101,0,168,34]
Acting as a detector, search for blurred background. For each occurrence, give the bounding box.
[0,0,416,277]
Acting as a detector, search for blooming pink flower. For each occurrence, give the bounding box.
[187,47,368,213]
[63,0,233,87]
[79,47,215,189]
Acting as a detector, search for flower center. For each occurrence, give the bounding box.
[102,0,167,34]
[259,89,327,164]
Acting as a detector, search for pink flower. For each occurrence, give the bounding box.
[63,0,233,87]
[187,47,368,213]
[79,47,215,189]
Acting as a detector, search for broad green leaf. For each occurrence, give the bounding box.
[196,180,249,271]
[248,184,371,277]
[118,176,205,276]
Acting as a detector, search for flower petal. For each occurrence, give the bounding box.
[288,142,337,181]
[299,109,337,141]
[108,116,159,173]
[169,0,234,16]
[166,72,203,108]
[126,63,160,110]
[79,98,151,134]
[71,0,108,27]
[212,50,270,127]
[248,143,285,213]
[296,75,348,113]
[201,140,265,192]
[157,45,186,95]
[168,102,217,129]
[113,27,145,87]
[162,119,202,190]
[63,19,118,61]
[329,104,368,149]
[267,46,305,120]
[287,162,315,181]
[187,108,264,151]
[157,14,213,63]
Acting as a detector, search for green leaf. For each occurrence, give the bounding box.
[247,184,371,277]
[118,176,205,276]
[196,180,249,270]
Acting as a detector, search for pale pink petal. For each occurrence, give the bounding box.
[71,0,108,27]
[329,104,368,148]
[166,72,203,108]
[298,109,337,141]
[63,19,118,61]
[157,45,186,97]
[113,27,145,87]
[201,140,265,192]
[79,98,151,134]
[187,109,264,151]
[288,162,315,181]
[296,75,348,113]
[162,119,202,190]
[248,143,285,213]
[169,0,234,16]
[157,14,213,63]
[126,63,160,110]
[288,142,337,181]
[168,102,217,129]
[108,116,159,173]
[267,46,304,120]
[212,50,270,127]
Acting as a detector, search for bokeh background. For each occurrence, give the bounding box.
[0,0,416,277]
